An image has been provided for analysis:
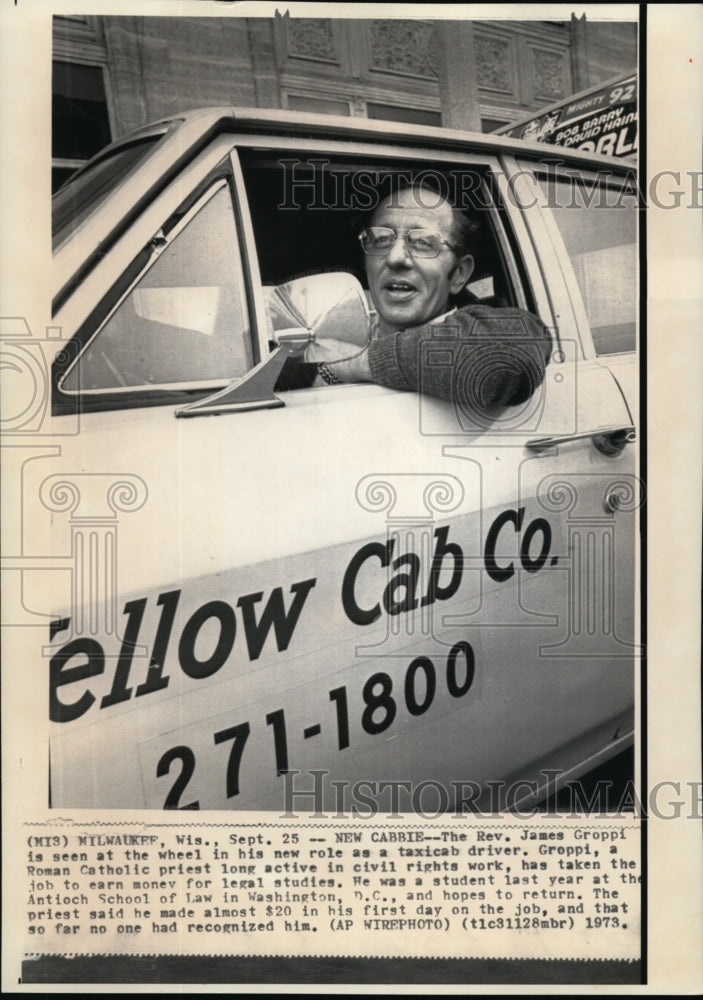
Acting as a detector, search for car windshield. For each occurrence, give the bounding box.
[52,135,165,250]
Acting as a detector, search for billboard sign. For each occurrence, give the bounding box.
[497,74,637,159]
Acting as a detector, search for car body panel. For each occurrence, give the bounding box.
[41,108,639,811]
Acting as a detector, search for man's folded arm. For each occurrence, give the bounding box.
[367,305,552,409]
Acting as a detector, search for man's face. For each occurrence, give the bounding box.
[364,189,473,336]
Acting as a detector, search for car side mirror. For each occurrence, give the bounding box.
[176,272,369,417]
[264,271,371,347]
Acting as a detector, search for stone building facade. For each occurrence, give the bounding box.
[52,13,637,190]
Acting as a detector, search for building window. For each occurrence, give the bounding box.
[286,94,351,116]
[481,117,512,133]
[52,59,111,192]
[366,102,441,127]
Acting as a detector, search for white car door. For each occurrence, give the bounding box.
[43,125,637,812]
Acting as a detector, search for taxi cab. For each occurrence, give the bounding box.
[38,108,639,811]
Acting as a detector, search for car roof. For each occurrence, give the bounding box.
[53,105,636,312]
[88,104,638,172]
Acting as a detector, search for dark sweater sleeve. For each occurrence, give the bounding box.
[367,305,552,410]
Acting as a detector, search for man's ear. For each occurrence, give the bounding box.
[449,254,474,295]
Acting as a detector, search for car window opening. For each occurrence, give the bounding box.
[57,148,540,412]
[238,151,521,316]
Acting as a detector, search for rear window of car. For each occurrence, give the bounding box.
[52,135,165,249]
[534,168,638,355]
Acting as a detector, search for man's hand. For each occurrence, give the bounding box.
[304,338,372,383]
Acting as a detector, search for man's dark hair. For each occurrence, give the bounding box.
[449,206,480,258]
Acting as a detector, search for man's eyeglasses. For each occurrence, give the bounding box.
[358,227,457,259]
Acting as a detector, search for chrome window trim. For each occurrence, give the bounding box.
[501,154,587,356]
[229,150,270,368]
